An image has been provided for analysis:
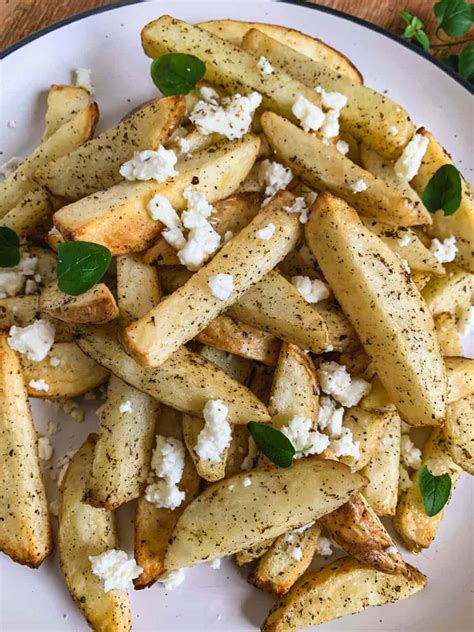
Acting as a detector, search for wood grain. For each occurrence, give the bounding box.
[1,0,438,51]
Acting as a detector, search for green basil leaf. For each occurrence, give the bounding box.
[459,44,474,82]
[415,29,431,51]
[434,0,473,36]
[247,421,295,468]
[440,53,460,71]
[400,10,414,23]
[422,164,462,215]
[418,465,452,516]
[57,241,111,296]
[150,53,206,96]
[0,226,20,268]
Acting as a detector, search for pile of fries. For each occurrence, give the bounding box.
[1,15,473,632]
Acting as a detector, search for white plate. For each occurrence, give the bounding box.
[1,1,472,631]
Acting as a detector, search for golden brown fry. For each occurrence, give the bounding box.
[116,254,161,327]
[434,312,463,356]
[40,282,119,325]
[340,407,395,471]
[422,263,474,316]
[1,186,52,238]
[235,539,276,566]
[43,84,91,140]
[443,395,474,475]
[446,357,474,403]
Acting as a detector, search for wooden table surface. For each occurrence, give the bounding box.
[1,0,438,51]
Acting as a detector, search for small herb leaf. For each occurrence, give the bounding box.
[422,164,462,215]
[434,0,473,36]
[400,10,414,23]
[459,44,474,82]
[0,226,20,268]
[247,421,295,468]
[415,29,431,51]
[150,53,206,96]
[418,465,452,516]
[57,241,111,296]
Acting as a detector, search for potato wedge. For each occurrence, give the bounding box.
[142,16,326,127]
[74,326,270,425]
[0,104,98,217]
[340,407,395,471]
[0,332,52,567]
[434,312,463,356]
[313,300,359,352]
[116,254,161,327]
[22,341,108,398]
[235,539,276,566]
[251,523,322,596]
[40,282,119,325]
[411,129,474,272]
[226,424,253,477]
[394,429,462,552]
[58,435,132,631]
[134,406,200,588]
[165,460,365,569]
[43,84,91,140]
[1,186,52,238]
[319,493,405,573]
[306,192,446,426]
[37,96,184,201]
[262,558,426,632]
[422,263,474,316]
[123,191,301,367]
[443,395,473,475]
[362,413,401,515]
[446,357,474,403]
[242,28,414,159]
[143,191,263,265]
[262,112,427,227]
[0,295,40,329]
[198,19,362,82]
[54,135,260,254]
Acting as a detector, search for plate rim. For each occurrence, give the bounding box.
[1,0,473,95]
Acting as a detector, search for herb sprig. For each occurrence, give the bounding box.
[57,241,111,296]
[422,164,462,215]
[151,53,206,96]
[247,421,313,468]
[0,226,20,268]
[418,465,452,517]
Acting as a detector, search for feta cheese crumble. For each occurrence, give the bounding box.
[148,193,181,226]
[280,415,330,457]
[255,223,276,240]
[257,56,274,74]
[38,436,53,461]
[399,464,413,493]
[176,136,191,155]
[89,549,142,592]
[294,521,315,533]
[208,273,234,301]
[320,109,341,140]
[210,558,222,569]
[178,223,221,270]
[429,235,458,264]
[291,276,330,304]
[0,251,38,299]
[195,400,232,463]
[400,434,422,470]
[292,95,325,132]
[315,536,333,556]
[120,147,178,182]
[189,91,262,140]
[119,400,133,414]
[284,197,309,224]
[260,160,293,198]
[317,362,371,407]
[75,68,94,94]
[289,546,303,561]
[331,427,360,459]
[350,179,368,193]
[160,568,186,590]
[29,378,49,392]
[317,396,344,439]
[394,133,429,181]
[398,233,411,247]
[335,139,350,155]
[320,89,348,112]
[145,480,185,511]
[145,435,186,510]
[242,477,252,487]
[8,319,55,362]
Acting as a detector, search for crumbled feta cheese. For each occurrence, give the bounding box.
[0,156,23,179]
[385,546,398,556]
[178,223,221,270]
[241,436,258,471]
[163,227,187,250]
[255,223,276,240]
[292,95,325,132]
[29,378,49,392]
[394,133,429,181]
[210,558,221,569]
[335,139,350,155]
[429,235,458,264]
[24,279,38,294]
[182,186,214,224]
[119,400,133,414]
[291,276,330,304]
[160,568,186,590]
[315,87,348,112]
[389,126,398,136]
[260,160,293,198]
[145,480,186,510]
[242,476,252,487]
[228,484,235,491]
[75,68,94,94]
[331,427,360,459]
[8,319,55,362]
[398,233,411,247]
[151,435,185,486]
[0,251,38,299]
[350,179,368,193]
[399,464,413,493]
[176,136,191,155]
[120,147,178,182]
[457,304,474,337]
[318,396,344,439]
[289,546,303,561]
[280,415,330,457]
[318,361,371,407]
[89,549,142,592]
[49,356,61,367]
[400,435,422,470]
[257,56,274,74]
[320,109,340,140]
[284,196,309,224]
[223,230,234,243]
[48,226,61,237]
[401,258,411,274]
[148,193,181,226]
[315,536,333,556]
[195,400,232,462]
[200,86,220,103]
[208,273,234,301]
[294,521,315,533]
[189,91,262,140]
[38,436,53,461]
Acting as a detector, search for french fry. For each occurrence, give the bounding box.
[262,112,428,227]
[37,96,185,201]
[1,186,52,238]
[40,282,119,325]
[58,435,132,631]
[123,191,301,367]
[235,539,276,566]
[443,395,473,475]
[306,192,446,427]
[53,135,260,254]
[242,28,414,159]
[339,407,395,471]
[0,295,40,329]
[434,312,463,356]
[0,332,52,567]
[116,254,161,327]
[43,84,91,140]
[421,263,474,316]
[446,357,474,403]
